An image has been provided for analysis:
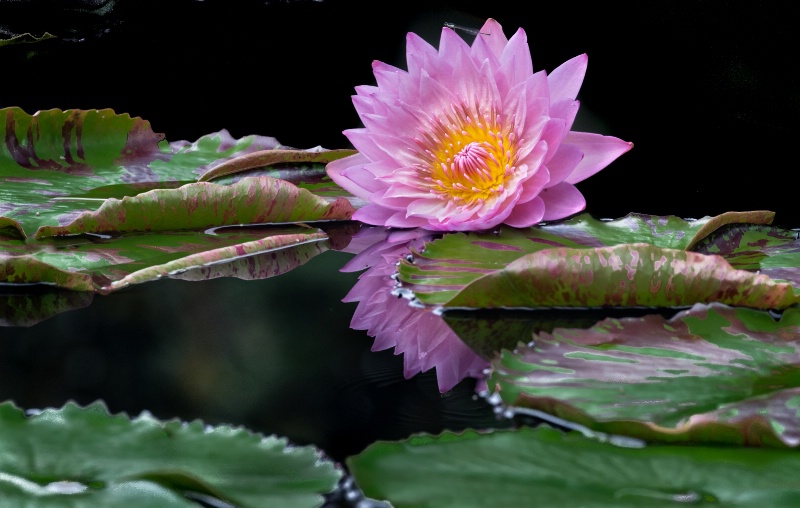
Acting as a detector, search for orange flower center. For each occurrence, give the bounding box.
[416,105,517,204]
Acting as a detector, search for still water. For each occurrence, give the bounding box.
[0,248,502,464]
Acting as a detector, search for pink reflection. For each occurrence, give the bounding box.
[341,226,488,392]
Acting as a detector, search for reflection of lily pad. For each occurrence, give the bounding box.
[0,32,56,47]
[348,426,800,507]
[0,289,94,327]
[0,401,341,507]
[490,303,800,447]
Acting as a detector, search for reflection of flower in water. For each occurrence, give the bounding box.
[341,226,488,392]
[328,18,632,232]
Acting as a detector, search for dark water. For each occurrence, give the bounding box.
[2,1,799,504]
[0,250,503,463]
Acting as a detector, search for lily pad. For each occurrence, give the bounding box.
[398,213,797,308]
[0,401,341,507]
[0,225,347,293]
[489,303,800,447]
[0,107,352,239]
[444,243,799,309]
[348,426,800,507]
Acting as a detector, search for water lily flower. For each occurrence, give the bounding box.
[327,18,632,231]
[341,226,488,392]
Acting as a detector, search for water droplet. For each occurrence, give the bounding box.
[45,481,88,495]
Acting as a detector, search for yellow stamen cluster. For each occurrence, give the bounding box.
[415,104,517,204]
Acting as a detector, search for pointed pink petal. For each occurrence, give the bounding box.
[498,28,532,90]
[406,31,439,78]
[326,153,379,200]
[343,129,391,163]
[439,23,473,65]
[540,182,586,220]
[548,53,588,104]
[562,131,633,184]
[474,18,508,59]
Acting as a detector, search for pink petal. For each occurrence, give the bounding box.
[438,23,473,65]
[385,211,430,228]
[372,61,405,95]
[343,128,391,163]
[474,18,508,60]
[326,153,378,200]
[545,143,584,187]
[498,28,532,91]
[548,53,588,104]
[504,196,545,227]
[352,204,399,226]
[540,182,586,220]
[562,131,634,184]
[516,162,550,203]
[550,99,580,133]
[405,31,440,79]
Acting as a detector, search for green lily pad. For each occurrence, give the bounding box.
[348,426,800,507]
[0,401,341,507]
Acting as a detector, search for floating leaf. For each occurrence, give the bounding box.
[398,213,796,308]
[692,222,800,287]
[0,225,347,293]
[35,176,355,238]
[0,107,360,294]
[0,401,341,507]
[0,107,350,239]
[489,303,800,447]
[445,243,799,309]
[348,426,800,507]
[197,148,356,182]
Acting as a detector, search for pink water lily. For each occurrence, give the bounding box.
[327,18,632,231]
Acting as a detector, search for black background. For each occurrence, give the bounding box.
[1,0,798,471]
[2,0,798,226]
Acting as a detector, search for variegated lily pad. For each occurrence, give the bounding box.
[489,303,800,447]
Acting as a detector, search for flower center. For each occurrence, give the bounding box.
[415,105,516,204]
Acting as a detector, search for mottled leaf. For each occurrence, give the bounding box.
[442,307,674,360]
[490,303,800,447]
[399,214,796,308]
[0,225,346,294]
[197,148,356,182]
[0,401,340,507]
[692,222,800,287]
[445,243,799,309]
[35,176,355,238]
[348,426,800,508]
[0,107,351,239]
